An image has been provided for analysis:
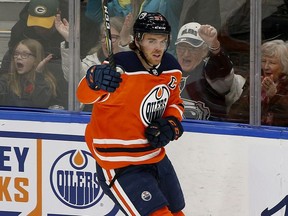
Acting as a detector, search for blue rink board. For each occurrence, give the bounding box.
[0,107,288,140]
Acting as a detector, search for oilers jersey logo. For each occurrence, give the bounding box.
[140,85,170,126]
[50,149,104,209]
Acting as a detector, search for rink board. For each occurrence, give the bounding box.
[0,111,288,216]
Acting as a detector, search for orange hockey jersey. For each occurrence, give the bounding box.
[77,51,184,170]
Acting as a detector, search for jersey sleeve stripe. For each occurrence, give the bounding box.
[94,149,162,162]
[93,138,148,145]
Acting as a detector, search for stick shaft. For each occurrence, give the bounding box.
[102,0,116,70]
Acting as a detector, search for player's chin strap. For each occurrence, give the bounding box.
[138,47,161,76]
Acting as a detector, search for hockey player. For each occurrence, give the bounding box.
[77,12,185,216]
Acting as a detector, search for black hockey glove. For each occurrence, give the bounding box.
[86,64,122,92]
[145,116,184,148]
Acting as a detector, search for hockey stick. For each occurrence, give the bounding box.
[102,0,116,70]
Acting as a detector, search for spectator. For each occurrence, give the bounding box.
[0,39,57,108]
[229,39,288,126]
[0,0,68,108]
[84,0,183,55]
[176,22,246,120]
[0,0,101,109]
[55,13,133,81]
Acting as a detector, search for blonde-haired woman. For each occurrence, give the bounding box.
[0,39,57,108]
[229,39,288,126]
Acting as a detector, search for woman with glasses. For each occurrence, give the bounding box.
[0,39,57,108]
[55,14,133,82]
[175,22,246,121]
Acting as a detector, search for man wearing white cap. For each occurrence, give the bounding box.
[175,22,246,121]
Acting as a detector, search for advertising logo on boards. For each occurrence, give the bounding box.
[50,149,103,209]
